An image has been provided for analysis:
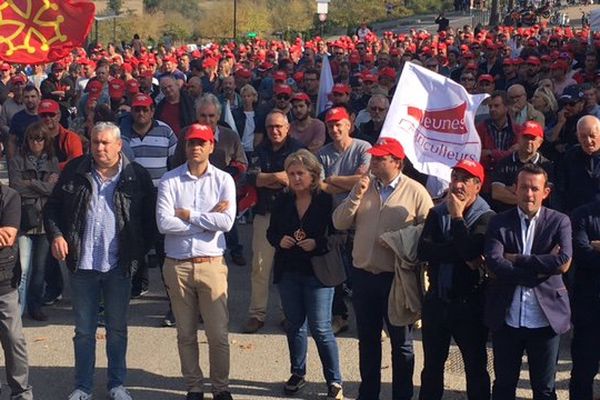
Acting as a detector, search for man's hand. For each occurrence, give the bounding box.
[447,192,467,218]
[551,244,561,256]
[211,201,229,213]
[0,227,17,247]
[47,173,59,184]
[273,171,289,187]
[280,235,296,249]
[504,253,518,263]
[591,240,600,252]
[51,236,69,261]
[175,208,191,221]
[297,238,316,252]
[352,174,370,200]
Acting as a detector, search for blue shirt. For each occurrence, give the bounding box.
[9,110,40,148]
[79,161,122,272]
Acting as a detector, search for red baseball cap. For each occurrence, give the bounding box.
[109,79,126,99]
[325,107,350,123]
[125,79,140,94]
[291,92,311,103]
[361,72,378,83]
[367,137,405,159]
[131,93,154,108]
[258,62,273,71]
[331,83,351,95]
[478,74,495,83]
[186,124,215,142]
[274,84,292,96]
[10,75,27,85]
[273,71,287,82]
[526,56,541,66]
[235,68,252,79]
[38,99,59,115]
[378,67,396,81]
[520,120,544,138]
[86,80,103,96]
[452,159,485,182]
[0,63,10,71]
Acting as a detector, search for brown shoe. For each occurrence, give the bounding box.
[29,309,48,321]
[242,317,264,334]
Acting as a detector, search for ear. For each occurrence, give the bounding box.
[542,185,551,200]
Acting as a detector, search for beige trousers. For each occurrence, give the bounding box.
[163,256,229,394]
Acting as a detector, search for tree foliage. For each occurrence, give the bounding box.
[107,0,123,14]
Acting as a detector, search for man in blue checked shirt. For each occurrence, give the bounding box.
[44,122,156,400]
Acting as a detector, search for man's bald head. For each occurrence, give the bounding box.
[577,115,600,155]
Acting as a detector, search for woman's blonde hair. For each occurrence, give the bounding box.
[534,86,558,113]
[284,149,323,193]
[240,84,258,98]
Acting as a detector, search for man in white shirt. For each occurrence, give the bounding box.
[156,123,236,400]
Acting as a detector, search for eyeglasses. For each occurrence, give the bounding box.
[39,113,57,119]
[198,113,216,118]
[27,136,45,142]
[276,95,291,100]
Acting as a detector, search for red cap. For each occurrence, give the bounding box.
[550,60,568,71]
[367,137,405,159]
[520,120,544,138]
[86,80,103,96]
[325,107,350,123]
[235,68,252,79]
[273,71,287,82]
[186,124,215,142]
[10,75,27,85]
[258,62,273,71]
[452,159,485,182]
[478,74,495,83]
[131,93,154,108]
[202,58,218,69]
[0,63,10,71]
[291,92,311,103]
[331,83,351,95]
[125,79,140,94]
[378,67,396,81]
[38,99,59,115]
[502,58,514,66]
[109,79,126,99]
[274,84,292,96]
[526,56,541,66]
[361,72,377,83]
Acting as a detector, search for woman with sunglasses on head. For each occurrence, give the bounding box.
[8,121,60,321]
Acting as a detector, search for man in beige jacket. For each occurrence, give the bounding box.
[333,137,433,400]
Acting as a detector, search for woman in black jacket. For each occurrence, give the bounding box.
[9,121,60,320]
[266,149,343,399]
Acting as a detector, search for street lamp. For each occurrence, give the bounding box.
[316,0,330,37]
[233,0,237,39]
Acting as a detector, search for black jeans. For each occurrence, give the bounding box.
[569,294,600,400]
[419,293,490,400]
[492,325,560,400]
[43,256,63,301]
[225,220,243,256]
[351,267,414,400]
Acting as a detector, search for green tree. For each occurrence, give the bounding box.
[107,0,123,14]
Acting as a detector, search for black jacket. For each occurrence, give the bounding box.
[155,90,196,133]
[43,154,156,276]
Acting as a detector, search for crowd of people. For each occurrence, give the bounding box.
[0,15,599,400]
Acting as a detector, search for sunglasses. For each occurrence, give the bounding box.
[276,95,291,100]
[27,136,45,142]
[39,113,57,119]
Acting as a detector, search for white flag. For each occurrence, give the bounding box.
[223,100,238,135]
[316,55,334,115]
[380,62,488,183]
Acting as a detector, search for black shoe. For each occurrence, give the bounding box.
[162,310,176,327]
[29,309,48,321]
[185,392,203,400]
[43,293,62,306]
[213,391,233,400]
[131,289,149,299]
[230,252,246,266]
[327,383,343,399]
[284,374,306,395]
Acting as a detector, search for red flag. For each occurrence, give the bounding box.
[0,0,96,64]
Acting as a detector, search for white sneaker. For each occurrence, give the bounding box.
[68,389,92,400]
[108,386,132,400]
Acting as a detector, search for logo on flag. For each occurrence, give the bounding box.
[380,62,488,182]
[0,0,96,64]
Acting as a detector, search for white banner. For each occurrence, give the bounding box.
[591,8,600,32]
[316,54,334,115]
[380,62,488,182]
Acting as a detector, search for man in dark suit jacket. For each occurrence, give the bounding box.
[484,163,572,400]
[569,199,600,400]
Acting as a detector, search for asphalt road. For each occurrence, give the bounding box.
[0,222,597,400]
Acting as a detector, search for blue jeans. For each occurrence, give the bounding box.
[278,272,342,385]
[70,267,132,393]
[352,267,414,400]
[17,235,50,315]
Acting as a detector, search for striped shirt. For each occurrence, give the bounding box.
[121,118,177,187]
[79,160,122,273]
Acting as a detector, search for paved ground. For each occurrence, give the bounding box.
[0,223,598,400]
